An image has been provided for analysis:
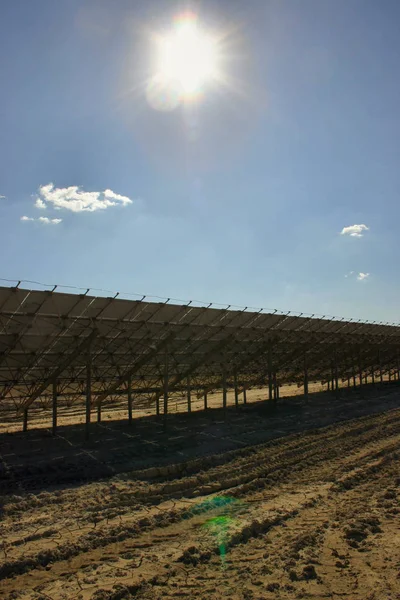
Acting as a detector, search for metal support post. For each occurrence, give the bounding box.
[389,367,392,382]
[234,370,239,409]
[204,390,208,411]
[273,372,278,401]
[52,379,57,436]
[379,350,383,383]
[163,348,169,428]
[243,386,247,405]
[304,353,309,399]
[371,367,375,385]
[85,352,92,441]
[23,408,28,432]
[222,365,227,417]
[127,375,133,425]
[359,350,363,387]
[187,375,191,413]
[335,357,339,397]
[97,402,102,423]
[268,346,273,401]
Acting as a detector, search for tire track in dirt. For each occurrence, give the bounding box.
[0,408,399,599]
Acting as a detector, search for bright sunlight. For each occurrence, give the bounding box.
[147,13,220,110]
[158,15,218,95]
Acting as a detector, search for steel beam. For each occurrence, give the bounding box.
[19,329,98,414]
[23,408,28,432]
[163,347,169,428]
[273,372,278,401]
[222,365,227,417]
[234,370,239,409]
[268,345,273,401]
[52,379,57,436]
[304,353,309,399]
[94,332,175,407]
[85,352,92,441]
[187,375,192,413]
[152,333,234,407]
[128,375,133,424]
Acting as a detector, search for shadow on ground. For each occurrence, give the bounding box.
[1,382,400,498]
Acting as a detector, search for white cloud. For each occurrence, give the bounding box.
[344,271,355,278]
[21,216,62,225]
[340,224,369,238]
[357,272,370,281]
[35,198,46,209]
[38,216,62,224]
[37,183,133,212]
[0,195,6,199]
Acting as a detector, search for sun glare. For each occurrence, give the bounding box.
[148,13,220,109]
[159,17,217,95]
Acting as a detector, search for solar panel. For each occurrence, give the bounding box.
[1,285,399,427]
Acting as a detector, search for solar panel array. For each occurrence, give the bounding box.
[1,285,400,417]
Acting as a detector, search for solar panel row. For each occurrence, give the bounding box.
[1,285,399,432]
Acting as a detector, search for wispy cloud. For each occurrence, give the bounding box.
[36,183,133,212]
[357,272,370,281]
[340,224,369,238]
[0,195,6,199]
[21,215,62,225]
[345,270,370,281]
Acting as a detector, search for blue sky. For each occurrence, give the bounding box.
[1,0,399,322]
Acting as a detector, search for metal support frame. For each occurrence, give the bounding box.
[127,375,133,424]
[334,353,339,397]
[187,375,192,413]
[222,365,227,417]
[268,345,273,401]
[304,353,309,399]
[204,389,208,411]
[85,351,92,441]
[163,347,169,427]
[52,379,57,436]
[23,408,28,432]
[18,329,98,415]
[234,370,239,409]
[94,332,175,408]
[243,385,247,404]
[2,284,400,430]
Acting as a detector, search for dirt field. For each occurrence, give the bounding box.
[1,384,399,599]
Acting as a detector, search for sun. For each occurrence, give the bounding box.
[152,13,219,102]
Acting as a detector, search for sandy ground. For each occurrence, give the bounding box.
[0,384,399,599]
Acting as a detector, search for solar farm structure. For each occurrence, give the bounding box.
[1,284,400,438]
